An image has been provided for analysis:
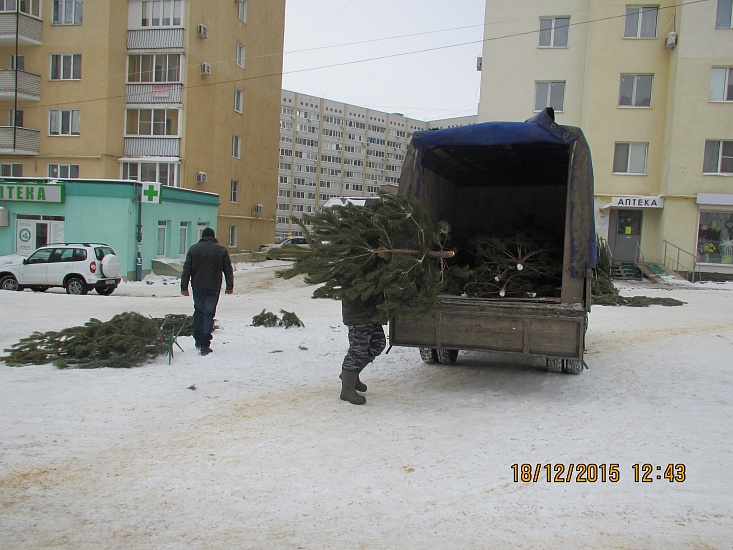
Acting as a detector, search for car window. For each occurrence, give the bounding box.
[95,247,114,261]
[27,249,53,264]
[58,248,75,262]
[73,249,87,261]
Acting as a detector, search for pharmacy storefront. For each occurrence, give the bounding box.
[0,179,219,280]
[600,195,665,263]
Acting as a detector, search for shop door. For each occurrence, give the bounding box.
[610,209,642,262]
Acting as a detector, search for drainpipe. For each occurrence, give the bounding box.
[13,4,19,149]
[136,183,143,281]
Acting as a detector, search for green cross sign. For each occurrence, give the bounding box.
[141,182,162,204]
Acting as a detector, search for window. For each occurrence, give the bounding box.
[619,74,653,107]
[613,142,648,174]
[125,108,179,136]
[535,81,565,111]
[128,54,181,83]
[8,109,23,127]
[53,0,83,25]
[157,221,167,256]
[716,0,732,28]
[179,222,187,256]
[0,0,40,16]
[49,109,80,136]
[238,0,247,23]
[48,164,79,178]
[232,135,241,158]
[50,54,81,80]
[228,225,237,248]
[10,54,24,71]
[697,212,733,264]
[624,6,658,38]
[141,0,182,27]
[122,161,179,187]
[1,163,22,177]
[539,17,569,47]
[234,88,243,112]
[230,180,239,203]
[236,43,245,68]
[703,140,733,174]
[710,67,733,101]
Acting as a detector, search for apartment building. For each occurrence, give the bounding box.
[478,0,733,275]
[276,90,432,241]
[0,0,285,253]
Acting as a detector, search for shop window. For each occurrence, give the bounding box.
[698,212,733,264]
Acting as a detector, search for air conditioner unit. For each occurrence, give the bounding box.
[200,62,212,76]
[196,172,208,184]
[196,24,208,38]
[253,204,264,214]
[664,31,678,49]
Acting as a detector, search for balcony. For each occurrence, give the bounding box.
[124,136,180,157]
[0,126,39,155]
[0,13,42,46]
[127,28,184,50]
[126,83,182,104]
[0,69,40,101]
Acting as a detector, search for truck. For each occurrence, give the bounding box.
[389,108,596,374]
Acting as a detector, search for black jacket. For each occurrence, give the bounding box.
[181,236,234,292]
[341,293,386,325]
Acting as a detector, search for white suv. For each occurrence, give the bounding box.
[0,243,122,295]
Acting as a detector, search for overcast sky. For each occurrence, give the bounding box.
[280,0,486,122]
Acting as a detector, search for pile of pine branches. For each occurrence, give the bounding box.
[2,312,193,369]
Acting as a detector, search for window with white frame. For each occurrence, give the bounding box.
[535,81,565,111]
[230,180,239,203]
[228,225,237,248]
[122,161,179,186]
[703,140,733,174]
[179,222,187,256]
[234,88,243,113]
[8,108,23,127]
[127,54,181,83]
[0,0,40,16]
[141,0,182,27]
[125,108,179,136]
[48,164,79,178]
[619,74,653,107]
[716,0,733,28]
[710,67,733,101]
[613,142,648,174]
[624,6,658,38]
[238,0,247,23]
[236,43,245,68]
[49,109,80,136]
[232,135,241,158]
[1,163,22,177]
[53,0,83,24]
[50,54,81,80]
[538,17,569,47]
[157,221,167,256]
[10,54,24,70]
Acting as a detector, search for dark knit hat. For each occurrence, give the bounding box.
[202,227,215,238]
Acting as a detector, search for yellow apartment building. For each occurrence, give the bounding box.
[479,0,733,276]
[0,0,285,252]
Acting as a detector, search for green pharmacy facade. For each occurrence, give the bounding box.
[0,179,218,280]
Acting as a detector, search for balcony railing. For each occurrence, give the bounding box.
[127,28,184,50]
[126,83,182,104]
[0,12,42,46]
[124,136,180,157]
[0,126,40,155]
[0,69,40,100]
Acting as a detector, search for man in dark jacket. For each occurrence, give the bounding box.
[339,293,387,405]
[181,227,234,355]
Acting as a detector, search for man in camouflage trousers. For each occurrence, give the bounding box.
[339,294,387,405]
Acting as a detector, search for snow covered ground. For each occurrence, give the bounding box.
[1,261,732,549]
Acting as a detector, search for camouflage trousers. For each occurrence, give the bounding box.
[342,323,387,372]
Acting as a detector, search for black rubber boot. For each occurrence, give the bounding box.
[339,368,367,392]
[340,368,366,405]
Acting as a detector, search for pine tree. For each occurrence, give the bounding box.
[275,193,454,320]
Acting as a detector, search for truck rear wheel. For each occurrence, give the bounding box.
[437,348,459,364]
[419,348,438,363]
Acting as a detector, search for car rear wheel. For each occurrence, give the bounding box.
[1,275,21,291]
[95,286,116,295]
[65,277,88,295]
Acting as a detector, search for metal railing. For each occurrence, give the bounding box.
[662,240,700,283]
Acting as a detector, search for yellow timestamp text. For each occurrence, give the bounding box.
[511,463,686,483]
